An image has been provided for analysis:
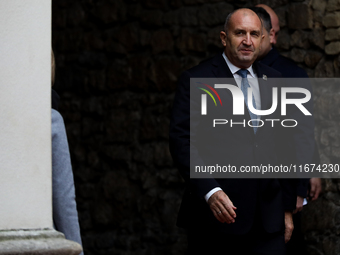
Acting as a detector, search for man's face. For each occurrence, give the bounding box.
[220,9,264,69]
[271,17,280,44]
[258,27,274,59]
[255,4,280,45]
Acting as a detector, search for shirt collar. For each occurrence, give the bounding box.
[222,52,256,78]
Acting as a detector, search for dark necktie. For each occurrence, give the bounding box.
[236,69,258,133]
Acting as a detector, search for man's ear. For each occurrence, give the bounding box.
[269,28,275,44]
[259,34,265,51]
[220,31,227,47]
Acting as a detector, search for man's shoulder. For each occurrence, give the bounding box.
[255,61,282,78]
[275,54,297,67]
[182,55,218,78]
[272,54,308,78]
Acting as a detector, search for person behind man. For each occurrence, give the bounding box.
[256,4,280,44]
[170,8,297,254]
[251,6,322,255]
[252,4,322,209]
[254,5,308,79]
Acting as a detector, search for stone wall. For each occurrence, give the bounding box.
[52,0,340,254]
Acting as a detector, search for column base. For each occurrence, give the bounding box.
[0,229,82,255]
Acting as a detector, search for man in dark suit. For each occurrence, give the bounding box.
[254,4,321,211]
[170,8,297,254]
[255,5,308,78]
[252,5,321,255]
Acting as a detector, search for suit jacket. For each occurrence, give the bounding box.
[52,109,84,255]
[260,47,308,78]
[170,53,297,235]
[260,47,318,198]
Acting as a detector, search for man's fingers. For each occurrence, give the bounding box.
[284,227,293,243]
[221,200,236,218]
[293,207,302,214]
[212,209,225,223]
[309,178,322,201]
[208,190,236,223]
[313,182,322,200]
[220,196,237,217]
[313,186,321,200]
[212,206,234,223]
[284,221,294,243]
[309,189,315,198]
[294,196,304,214]
[284,211,294,243]
[309,181,316,198]
[220,208,235,223]
[296,206,303,213]
[212,204,234,223]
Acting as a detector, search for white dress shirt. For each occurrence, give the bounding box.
[222,52,261,110]
[204,52,261,202]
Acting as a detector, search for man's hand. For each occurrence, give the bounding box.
[293,196,304,214]
[207,190,237,224]
[284,211,294,243]
[308,178,322,201]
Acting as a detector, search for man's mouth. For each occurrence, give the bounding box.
[239,49,253,54]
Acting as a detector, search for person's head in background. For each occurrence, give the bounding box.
[255,4,280,44]
[249,7,274,60]
[52,49,55,87]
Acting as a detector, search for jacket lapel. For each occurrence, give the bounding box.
[211,54,234,79]
[253,62,272,114]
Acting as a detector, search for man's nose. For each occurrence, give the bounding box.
[243,34,252,46]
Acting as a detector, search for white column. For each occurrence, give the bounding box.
[0,2,82,253]
[0,0,52,230]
